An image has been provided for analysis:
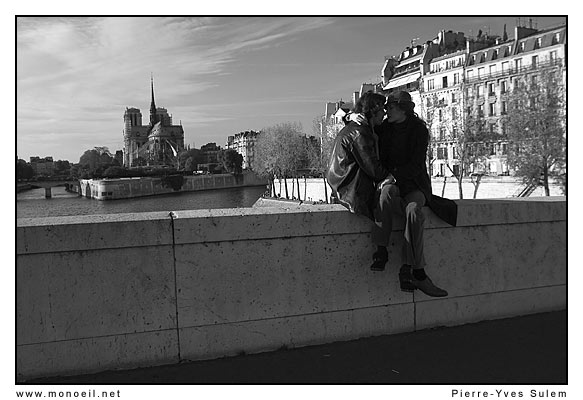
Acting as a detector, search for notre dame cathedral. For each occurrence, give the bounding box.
[122,77,185,167]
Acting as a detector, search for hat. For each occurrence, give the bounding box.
[385,90,414,106]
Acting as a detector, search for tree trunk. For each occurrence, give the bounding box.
[304,176,307,201]
[323,176,328,203]
[472,175,482,199]
[291,177,295,199]
[284,177,289,199]
[441,176,447,197]
[296,177,301,201]
[458,178,464,199]
[278,179,282,197]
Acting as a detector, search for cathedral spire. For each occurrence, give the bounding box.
[150,74,158,126]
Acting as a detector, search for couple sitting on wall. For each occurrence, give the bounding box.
[326,91,457,297]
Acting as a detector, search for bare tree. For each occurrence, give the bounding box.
[253,122,306,199]
[502,67,566,195]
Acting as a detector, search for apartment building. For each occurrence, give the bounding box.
[226,130,260,170]
[399,22,565,177]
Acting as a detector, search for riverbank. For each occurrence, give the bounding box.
[17,183,32,193]
[269,176,564,203]
[74,171,267,200]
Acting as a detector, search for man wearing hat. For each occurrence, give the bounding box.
[354,90,456,297]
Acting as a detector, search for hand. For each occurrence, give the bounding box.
[377,174,396,190]
[348,112,366,125]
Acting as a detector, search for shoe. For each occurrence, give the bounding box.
[399,265,415,292]
[370,249,388,271]
[412,276,448,297]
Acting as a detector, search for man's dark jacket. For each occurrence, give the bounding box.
[378,117,458,227]
[326,122,389,220]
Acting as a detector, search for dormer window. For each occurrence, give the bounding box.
[552,33,560,44]
[519,42,525,53]
[534,37,542,49]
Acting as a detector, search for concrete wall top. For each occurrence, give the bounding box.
[17,211,173,255]
[17,197,566,254]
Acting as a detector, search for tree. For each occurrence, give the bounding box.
[78,147,116,178]
[16,159,34,181]
[253,122,306,199]
[308,114,343,203]
[503,68,566,195]
[424,89,494,199]
[218,149,243,175]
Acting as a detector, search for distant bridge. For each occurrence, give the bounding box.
[19,180,79,198]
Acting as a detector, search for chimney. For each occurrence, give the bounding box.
[352,91,360,106]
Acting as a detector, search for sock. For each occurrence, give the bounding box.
[376,245,387,257]
[412,268,427,281]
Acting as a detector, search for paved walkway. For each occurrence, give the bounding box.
[28,310,567,384]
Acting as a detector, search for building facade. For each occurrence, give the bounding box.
[226,130,260,170]
[382,22,566,177]
[123,78,185,167]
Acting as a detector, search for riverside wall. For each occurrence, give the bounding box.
[16,197,566,380]
[77,171,267,200]
[270,176,564,203]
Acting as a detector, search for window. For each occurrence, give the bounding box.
[442,76,448,88]
[427,79,435,90]
[478,104,484,116]
[518,42,525,53]
[467,69,474,79]
[489,103,496,116]
[501,80,508,94]
[502,61,509,72]
[550,50,557,63]
[552,32,560,44]
[452,108,458,119]
[502,143,508,155]
[490,143,496,155]
[488,83,495,96]
[532,55,538,68]
[489,64,497,75]
[452,92,457,103]
[426,97,432,107]
[439,127,446,140]
[535,37,542,49]
[515,58,522,70]
[439,109,443,122]
[477,85,484,97]
[452,127,458,138]
[453,147,457,159]
[492,49,498,60]
[478,67,485,78]
[531,75,538,86]
[501,101,508,114]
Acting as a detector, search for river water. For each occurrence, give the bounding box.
[16,185,267,219]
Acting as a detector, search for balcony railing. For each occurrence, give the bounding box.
[465,59,563,83]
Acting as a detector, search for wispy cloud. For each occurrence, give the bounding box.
[17,16,336,160]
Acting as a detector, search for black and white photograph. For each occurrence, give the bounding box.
[14,11,570,400]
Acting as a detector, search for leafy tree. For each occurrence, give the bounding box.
[218,149,243,175]
[184,157,196,172]
[17,159,34,180]
[178,148,203,170]
[103,166,129,178]
[502,68,566,195]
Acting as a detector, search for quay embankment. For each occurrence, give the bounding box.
[16,197,566,381]
[74,170,267,200]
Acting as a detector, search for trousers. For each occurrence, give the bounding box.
[371,184,427,269]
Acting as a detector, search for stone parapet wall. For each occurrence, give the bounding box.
[16,197,566,380]
[79,171,267,200]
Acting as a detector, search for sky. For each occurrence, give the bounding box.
[16,15,567,163]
